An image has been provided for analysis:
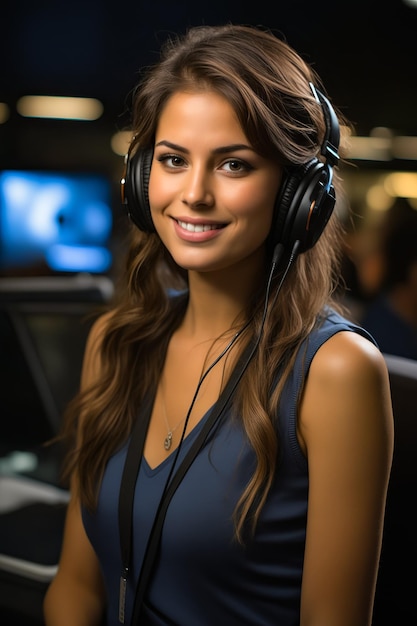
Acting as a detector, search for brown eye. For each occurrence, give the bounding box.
[157,154,186,168]
[170,156,185,167]
[221,159,253,174]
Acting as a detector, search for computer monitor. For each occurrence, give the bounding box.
[0,170,113,275]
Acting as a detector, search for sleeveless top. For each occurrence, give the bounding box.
[82,308,376,626]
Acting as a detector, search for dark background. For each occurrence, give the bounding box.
[2,0,417,179]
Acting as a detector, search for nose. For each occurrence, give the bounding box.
[181,166,214,209]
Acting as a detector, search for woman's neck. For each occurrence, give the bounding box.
[183,277,256,340]
[182,249,267,338]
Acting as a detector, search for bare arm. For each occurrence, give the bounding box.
[44,314,111,624]
[298,331,394,626]
[43,495,106,625]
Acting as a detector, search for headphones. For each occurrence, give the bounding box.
[121,83,340,255]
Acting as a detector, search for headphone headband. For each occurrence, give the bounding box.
[310,84,340,167]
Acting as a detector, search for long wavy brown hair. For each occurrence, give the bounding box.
[60,23,351,541]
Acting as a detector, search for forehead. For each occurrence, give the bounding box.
[155,91,248,143]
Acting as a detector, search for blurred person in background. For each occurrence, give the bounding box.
[360,198,417,360]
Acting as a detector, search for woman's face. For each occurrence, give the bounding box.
[148,90,283,275]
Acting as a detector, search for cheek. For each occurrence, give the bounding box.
[148,164,181,205]
[147,169,177,244]
[228,183,277,231]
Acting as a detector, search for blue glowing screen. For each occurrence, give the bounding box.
[0,170,113,274]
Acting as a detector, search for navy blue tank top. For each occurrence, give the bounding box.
[83,309,376,625]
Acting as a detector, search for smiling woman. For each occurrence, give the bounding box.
[44,23,393,626]
[148,91,282,273]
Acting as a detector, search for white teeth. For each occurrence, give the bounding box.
[177,220,221,232]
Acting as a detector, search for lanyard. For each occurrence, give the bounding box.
[117,337,257,624]
[118,391,154,623]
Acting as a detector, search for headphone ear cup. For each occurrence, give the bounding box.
[123,147,155,232]
[272,159,336,253]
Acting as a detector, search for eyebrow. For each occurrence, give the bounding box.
[154,140,254,155]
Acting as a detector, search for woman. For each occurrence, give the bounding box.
[44,24,393,626]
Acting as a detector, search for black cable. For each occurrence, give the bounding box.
[126,239,302,624]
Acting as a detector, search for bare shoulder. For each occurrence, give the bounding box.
[298,330,394,455]
[310,330,390,388]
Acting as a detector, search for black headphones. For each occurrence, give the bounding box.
[121,84,340,254]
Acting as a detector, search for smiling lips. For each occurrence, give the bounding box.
[176,219,224,233]
[173,218,226,242]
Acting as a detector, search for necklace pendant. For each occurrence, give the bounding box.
[164,432,173,451]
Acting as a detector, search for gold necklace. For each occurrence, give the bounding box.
[159,326,248,451]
